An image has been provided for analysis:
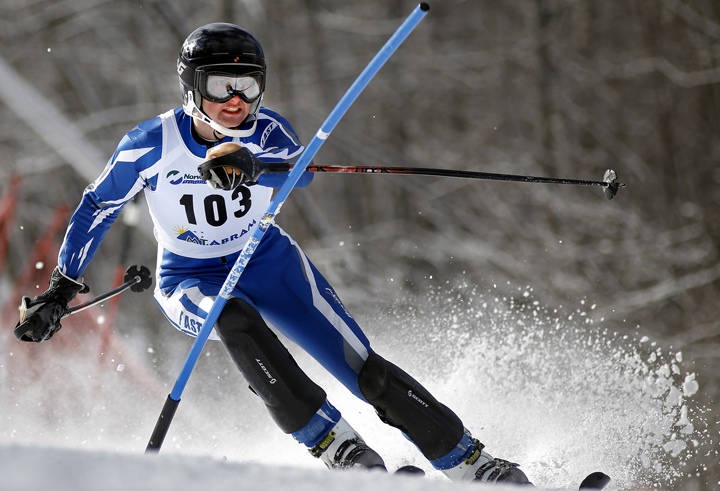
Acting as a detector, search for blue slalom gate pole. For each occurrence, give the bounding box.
[146,3,430,453]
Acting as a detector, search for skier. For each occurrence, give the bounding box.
[15,23,530,485]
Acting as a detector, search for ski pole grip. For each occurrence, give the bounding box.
[199,146,291,182]
[145,395,180,453]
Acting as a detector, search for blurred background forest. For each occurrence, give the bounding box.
[0,0,718,488]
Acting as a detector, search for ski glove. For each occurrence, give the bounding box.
[200,143,253,190]
[14,267,89,343]
[199,143,288,190]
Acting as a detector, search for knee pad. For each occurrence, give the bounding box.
[216,298,326,433]
[358,352,464,460]
[216,297,264,337]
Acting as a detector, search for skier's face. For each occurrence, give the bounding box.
[202,95,251,130]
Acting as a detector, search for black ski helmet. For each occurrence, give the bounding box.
[177,23,266,136]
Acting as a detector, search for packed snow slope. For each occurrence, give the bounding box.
[0,283,711,490]
[0,444,562,491]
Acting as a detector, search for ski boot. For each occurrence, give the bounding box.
[310,417,386,471]
[441,437,531,485]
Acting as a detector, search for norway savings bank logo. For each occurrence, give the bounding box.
[166,170,205,185]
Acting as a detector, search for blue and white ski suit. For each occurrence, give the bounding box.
[57,107,483,473]
[58,107,372,399]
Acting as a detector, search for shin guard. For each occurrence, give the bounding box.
[216,298,326,433]
[357,352,464,460]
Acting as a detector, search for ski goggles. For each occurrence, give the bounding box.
[197,71,263,104]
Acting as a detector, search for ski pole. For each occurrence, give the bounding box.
[304,165,625,199]
[64,265,152,317]
[145,2,431,453]
[13,265,152,342]
[203,149,625,200]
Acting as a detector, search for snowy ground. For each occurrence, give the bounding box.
[0,284,709,490]
[1,443,531,491]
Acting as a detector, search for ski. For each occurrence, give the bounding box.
[579,471,611,490]
[391,465,609,489]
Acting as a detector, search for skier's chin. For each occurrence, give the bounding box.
[218,111,246,127]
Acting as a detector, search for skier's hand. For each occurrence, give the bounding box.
[14,268,89,343]
[202,143,251,190]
